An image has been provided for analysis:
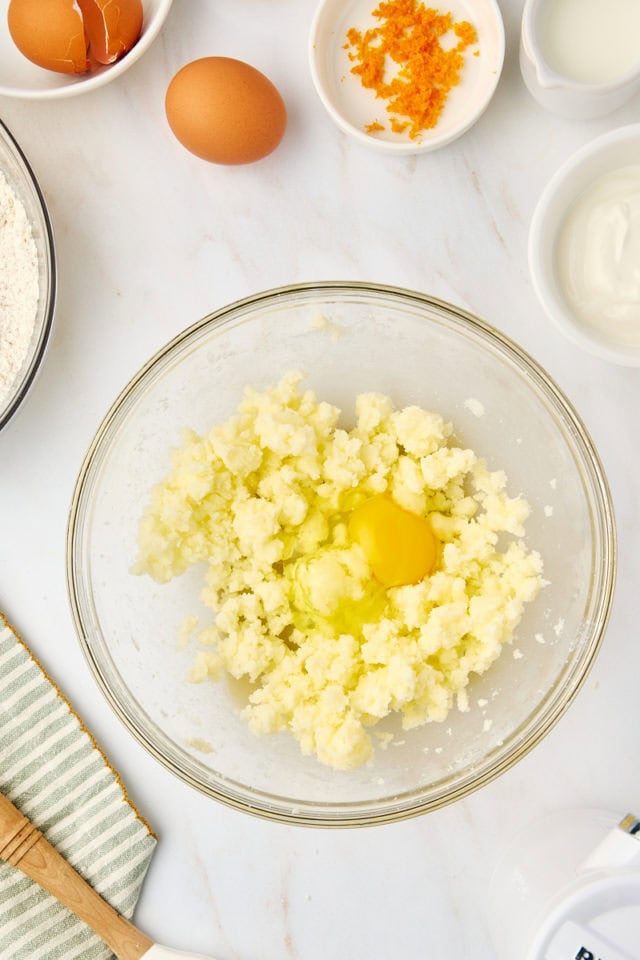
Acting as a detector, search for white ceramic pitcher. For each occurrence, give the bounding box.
[520,0,640,119]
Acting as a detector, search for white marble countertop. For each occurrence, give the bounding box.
[1,1,639,957]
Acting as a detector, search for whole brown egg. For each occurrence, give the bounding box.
[165,57,288,165]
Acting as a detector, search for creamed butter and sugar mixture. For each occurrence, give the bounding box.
[135,372,543,770]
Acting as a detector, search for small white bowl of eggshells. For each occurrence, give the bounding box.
[0,0,173,99]
[529,124,640,367]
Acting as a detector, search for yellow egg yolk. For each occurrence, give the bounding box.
[348,495,438,588]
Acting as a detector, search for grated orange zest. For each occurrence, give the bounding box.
[345,0,478,139]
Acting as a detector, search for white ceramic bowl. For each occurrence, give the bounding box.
[529,124,640,367]
[0,0,173,99]
[309,0,504,155]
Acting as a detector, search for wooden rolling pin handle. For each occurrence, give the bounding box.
[0,801,42,866]
[0,793,154,960]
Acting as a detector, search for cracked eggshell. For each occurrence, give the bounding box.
[8,0,89,75]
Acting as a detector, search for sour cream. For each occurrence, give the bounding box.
[539,0,640,85]
[556,165,640,346]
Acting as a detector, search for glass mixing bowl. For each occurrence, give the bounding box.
[67,283,616,826]
[0,119,56,431]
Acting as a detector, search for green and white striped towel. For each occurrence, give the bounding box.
[0,613,156,960]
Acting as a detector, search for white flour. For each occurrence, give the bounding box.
[0,170,39,410]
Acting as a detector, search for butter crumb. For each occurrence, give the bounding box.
[513,649,523,660]
[311,312,344,343]
[177,614,199,650]
[187,651,222,683]
[535,633,546,644]
[544,505,554,517]
[185,737,214,754]
[549,478,557,489]
[376,732,394,750]
[553,618,565,637]
[463,397,485,417]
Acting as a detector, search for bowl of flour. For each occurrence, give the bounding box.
[0,119,55,431]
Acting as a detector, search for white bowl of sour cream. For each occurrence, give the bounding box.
[529,124,640,366]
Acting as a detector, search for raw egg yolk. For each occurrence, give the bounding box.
[348,495,438,588]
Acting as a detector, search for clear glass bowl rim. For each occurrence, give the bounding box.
[66,281,617,827]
